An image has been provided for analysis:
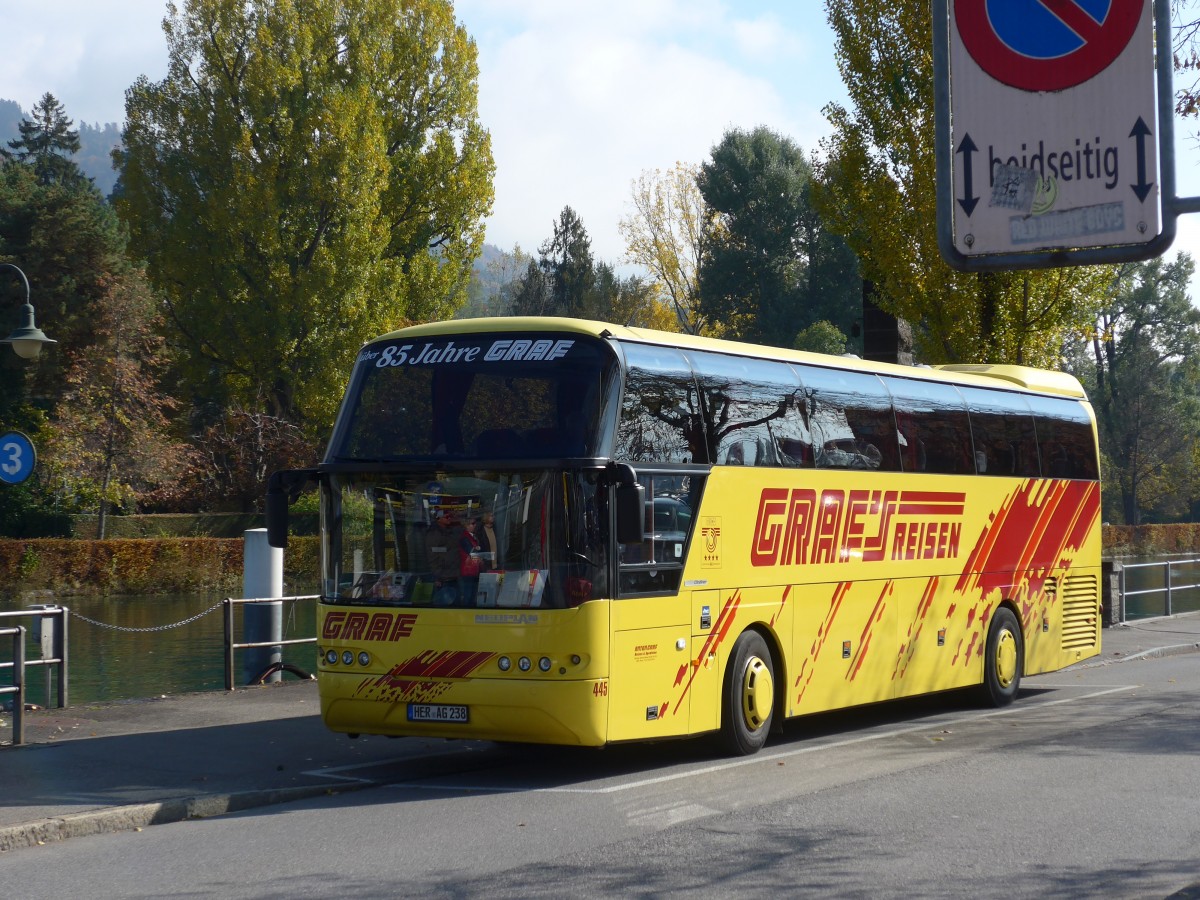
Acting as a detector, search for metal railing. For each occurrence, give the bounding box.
[0,606,68,710]
[223,595,319,691]
[0,626,25,745]
[1116,558,1200,621]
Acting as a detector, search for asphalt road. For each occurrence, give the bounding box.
[3,651,1199,899]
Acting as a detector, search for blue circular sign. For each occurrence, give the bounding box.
[0,431,37,485]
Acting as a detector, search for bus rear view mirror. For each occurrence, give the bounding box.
[615,482,645,544]
[266,488,290,548]
[265,468,318,549]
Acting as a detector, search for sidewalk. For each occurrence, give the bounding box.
[2,613,1199,853]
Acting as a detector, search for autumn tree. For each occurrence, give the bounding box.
[116,0,495,430]
[1174,0,1200,125]
[620,163,709,334]
[818,0,1107,365]
[697,127,860,349]
[46,274,187,537]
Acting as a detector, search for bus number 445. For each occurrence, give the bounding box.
[593,681,609,698]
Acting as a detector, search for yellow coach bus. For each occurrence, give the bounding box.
[267,317,1101,755]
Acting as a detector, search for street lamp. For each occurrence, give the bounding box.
[1,263,55,359]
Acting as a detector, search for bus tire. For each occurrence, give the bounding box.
[720,630,775,756]
[981,606,1023,707]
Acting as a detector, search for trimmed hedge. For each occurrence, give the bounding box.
[0,537,319,598]
[1,525,1198,598]
[1102,523,1200,558]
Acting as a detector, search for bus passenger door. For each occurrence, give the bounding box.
[608,595,692,742]
[686,590,722,734]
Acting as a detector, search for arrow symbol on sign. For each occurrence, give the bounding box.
[956,133,979,217]
[1129,117,1153,202]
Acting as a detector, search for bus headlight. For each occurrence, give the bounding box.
[325,649,339,666]
[518,656,532,672]
[538,657,552,672]
[358,652,371,667]
[498,656,511,672]
[342,650,354,666]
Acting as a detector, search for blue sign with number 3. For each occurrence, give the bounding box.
[0,430,36,485]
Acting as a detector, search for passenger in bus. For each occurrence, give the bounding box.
[459,516,484,606]
[478,512,500,570]
[427,509,463,606]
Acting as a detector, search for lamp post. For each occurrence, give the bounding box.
[1,263,56,359]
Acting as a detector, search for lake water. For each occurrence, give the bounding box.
[1,593,317,707]
[1118,557,1200,619]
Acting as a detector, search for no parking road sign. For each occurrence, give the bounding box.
[957,0,1143,92]
[936,0,1163,268]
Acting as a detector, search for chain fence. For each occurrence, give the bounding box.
[67,600,226,633]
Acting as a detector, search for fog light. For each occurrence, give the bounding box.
[342,650,354,665]
[498,656,511,672]
[325,649,338,665]
[570,655,581,665]
[358,652,371,667]
[518,656,532,671]
[538,657,552,672]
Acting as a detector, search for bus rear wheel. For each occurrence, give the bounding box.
[981,606,1023,707]
[720,630,775,756]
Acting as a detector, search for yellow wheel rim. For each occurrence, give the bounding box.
[995,629,1018,689]
[741,656,773,731]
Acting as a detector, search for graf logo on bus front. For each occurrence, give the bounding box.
[749,488,965,567]
[322,610,418,642]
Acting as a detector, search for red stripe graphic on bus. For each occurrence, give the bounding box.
[354,649,497,703]
[796,582,852,704]
[955,480,1099,602]
[846,582,891,682]
[894,576,940,681]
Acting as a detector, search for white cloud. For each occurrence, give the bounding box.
[461,1,823,262]
[1,1,169,125]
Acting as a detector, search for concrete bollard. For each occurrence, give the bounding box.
[243,528,283,684]
[1101,560,1123,627]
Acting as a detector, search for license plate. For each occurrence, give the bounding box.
[407,703,469,723]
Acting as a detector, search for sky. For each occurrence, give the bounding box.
[4,0,1200,301]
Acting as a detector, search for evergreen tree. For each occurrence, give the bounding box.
[1,92,86,188]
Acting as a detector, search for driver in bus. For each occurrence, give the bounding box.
[427,508,463,606]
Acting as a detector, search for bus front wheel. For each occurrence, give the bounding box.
[981,606,1023,707]
[720,630,775,756]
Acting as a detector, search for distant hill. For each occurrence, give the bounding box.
[0,99,121,197]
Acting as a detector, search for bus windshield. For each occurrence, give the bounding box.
[323,469,609,609]
[332,332,617,462]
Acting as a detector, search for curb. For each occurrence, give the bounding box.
[1075,640,1200,669]
[1117,642,1200,663]
[0,781,370,853]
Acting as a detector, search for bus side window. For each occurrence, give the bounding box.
[959,386,1039,477]
[616,344,705,463]
[686,350,798,468]
[884,377,973,475]
[1026,394,1099,480]
[799,365,899,472]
